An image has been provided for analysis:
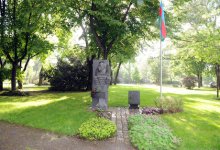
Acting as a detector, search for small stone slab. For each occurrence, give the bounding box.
[128,91,140,109]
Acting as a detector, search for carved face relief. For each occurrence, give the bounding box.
[92,60,110,93]
[96,61,107,75]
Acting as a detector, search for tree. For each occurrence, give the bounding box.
[17,36,53,89]
[0,52,7,90]
[111,35,139,85]
[132,66,141,83]
[57,0,159,89]
[174,0,220,97]
[0,0,54,91]
[88,0,158,59]
[60,0,159,59]
[148,58,169,84]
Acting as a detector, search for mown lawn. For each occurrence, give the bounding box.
[0,88,96,135]
[0,85,220,150]
[110,85,220,150]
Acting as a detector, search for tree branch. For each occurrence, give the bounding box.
[30,52,40,59]
[107,2,133,53]
[19,11,32,62]
[0,0,13,62]
[19,32,30,62]
[22,55,31,72]
[89,2,106,54]
[2,49,14,63]
[122,2,132,22]
[0,57,2,67]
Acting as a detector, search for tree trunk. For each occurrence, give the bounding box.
[0,59,6,91]
[17,80,23,89]
[0,80,3,91]
[38,66,43,86]
[86,56,95,91]
[109,60,113,85]
[104,49,108,60]
[200,75,203,87]
[114,62,122,85]
[197,74,202,88]
[216,64,220,98]
[128,61,131,84]
[11,62,17,91]
[17,64,23,89]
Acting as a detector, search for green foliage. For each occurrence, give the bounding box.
[61,0,160,59]
[16,69,25,82]
[0,68,10,81]
[128,114,180,150]
[132,67,141,84]
[148,58,169,84]
[47,56,89,91]
[78,118,116,140]
[174,0,220,65]
[182,76,197,89]
[155,96,183,113]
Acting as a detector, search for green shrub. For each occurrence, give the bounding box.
[155,96,183,113]
[78,118,116,140]
[128,114,180,150]
[182,76,197,89]
[46,56,89,91]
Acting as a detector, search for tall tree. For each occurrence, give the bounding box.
[88,0,158,59]
[0,0,54,91]
[0,53,7,90]
[174,0,220,97]
[61,0,159,59]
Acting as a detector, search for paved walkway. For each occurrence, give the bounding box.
[0,107,140,150]
[109,107,141,144]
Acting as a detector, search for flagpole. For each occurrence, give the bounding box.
[160,37,162,98]
[160,0,163,98]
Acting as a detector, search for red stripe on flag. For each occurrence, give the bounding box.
[159,7,162,16]
[161,21,166,38]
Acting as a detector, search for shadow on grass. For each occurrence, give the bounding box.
[0,94,95,135]
[163,107,220,149]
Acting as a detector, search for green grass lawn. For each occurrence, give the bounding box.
[0,85,220,149]
[0,88,96,135]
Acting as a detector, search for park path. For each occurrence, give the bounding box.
[0,107,140,150]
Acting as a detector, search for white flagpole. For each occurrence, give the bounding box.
[160,0,163,98]
[160,38,163,98]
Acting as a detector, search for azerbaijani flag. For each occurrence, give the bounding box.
[159,1,166,41]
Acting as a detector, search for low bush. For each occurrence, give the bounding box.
[78,118,116,140]
[182,76,197,89]
[46,56,89,91]
[142,107,163,115]
[128,114,180,150]
[155,96,183,113]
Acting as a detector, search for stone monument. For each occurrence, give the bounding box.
[91,60,111,110]
[128,91,140,109]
